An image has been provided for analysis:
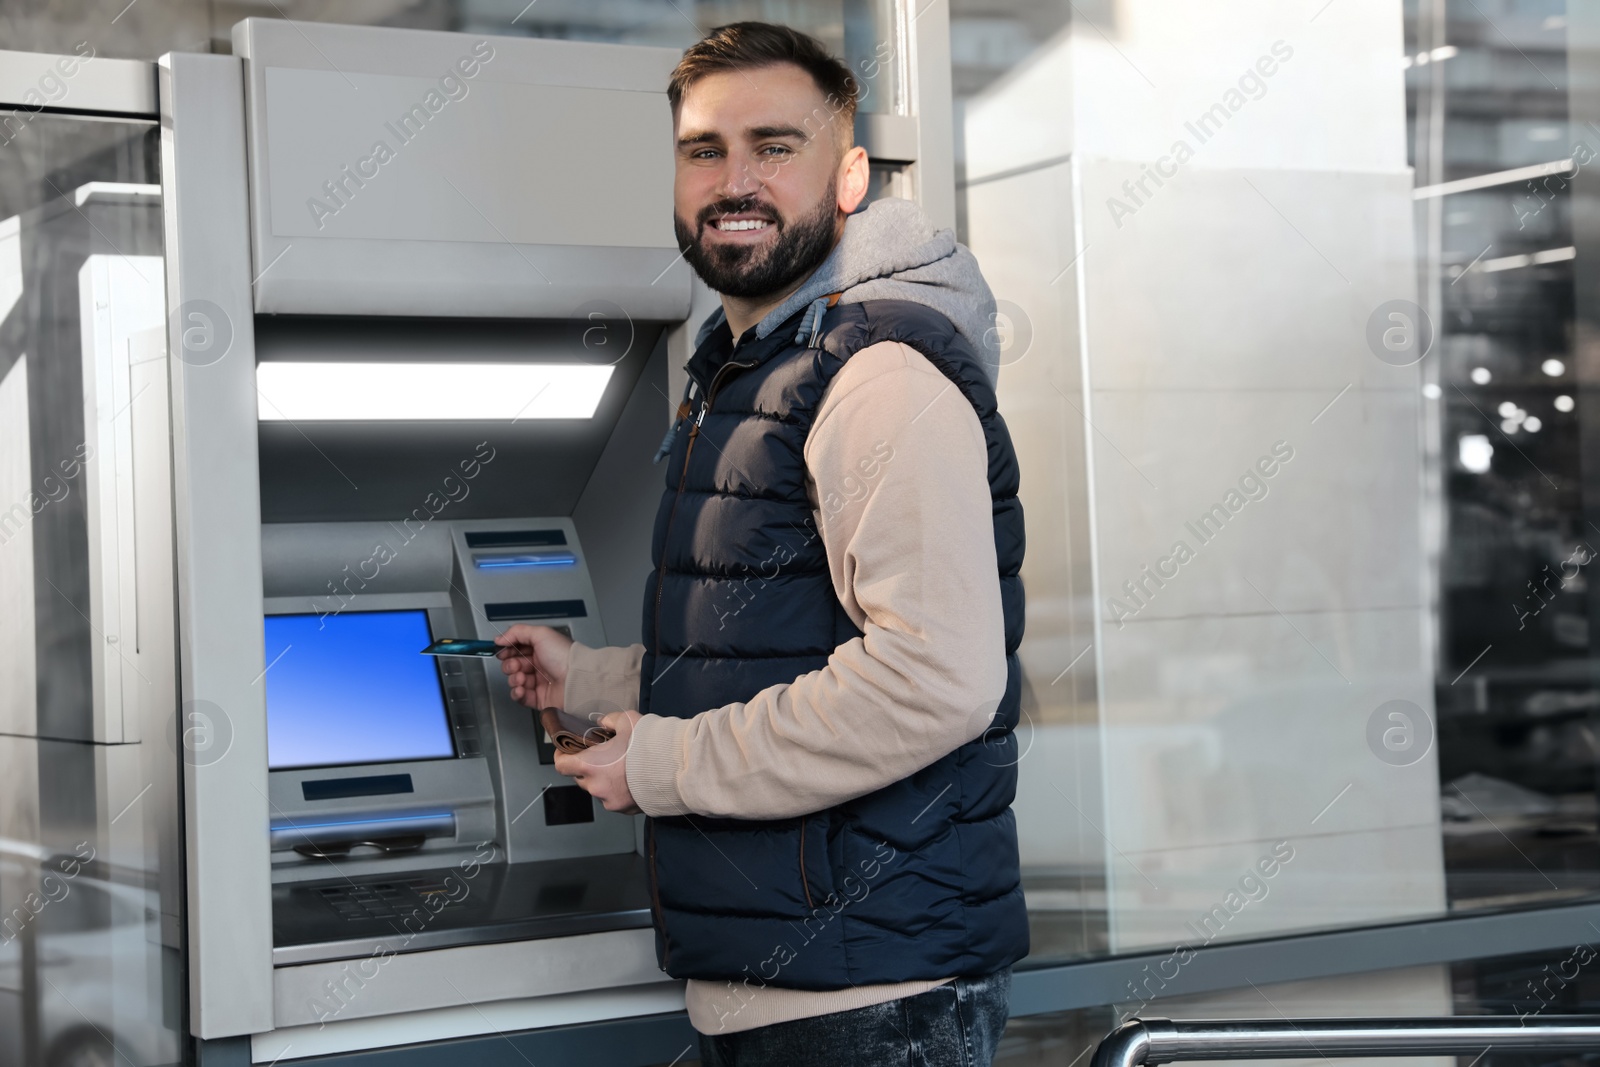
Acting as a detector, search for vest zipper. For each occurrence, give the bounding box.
[799,815,814,910]
[646,816,667,968]
[650,356,757,667]
[646,354,757,965]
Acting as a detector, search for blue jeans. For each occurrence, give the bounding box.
[697,969,1012,1067]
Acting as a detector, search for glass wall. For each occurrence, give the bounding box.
[1412,0,1596,911]
[949,0,1600,994]
[0,114,175,1067]
[989,941,1600,1067]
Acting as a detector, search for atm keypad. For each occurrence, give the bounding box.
[435,659,483,758]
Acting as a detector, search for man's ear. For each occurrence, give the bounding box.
[836,144,870,215]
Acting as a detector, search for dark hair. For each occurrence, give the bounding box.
[668,22,858,146]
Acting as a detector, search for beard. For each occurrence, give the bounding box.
[673,181,839,300]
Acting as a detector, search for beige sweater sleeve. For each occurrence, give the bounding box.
[563,640,644,720]
[624,340,1007,820]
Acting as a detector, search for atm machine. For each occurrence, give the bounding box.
[148,18,695,1062]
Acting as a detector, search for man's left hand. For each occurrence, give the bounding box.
[553,710,643,814]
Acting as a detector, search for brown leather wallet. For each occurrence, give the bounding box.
[538,707,616,754]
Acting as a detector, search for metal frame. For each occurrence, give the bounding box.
[903,0,957,229]
[201,897,1600,1062]
[1012,896,1600,1017]
[158,50,277,1038]
[1092,1017,1600,1067]
[0,47,158,119]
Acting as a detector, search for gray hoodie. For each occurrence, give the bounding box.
[692,196,1002,386]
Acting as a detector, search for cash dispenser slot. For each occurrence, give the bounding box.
[271,812,455,854]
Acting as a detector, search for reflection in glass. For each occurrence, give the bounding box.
[955,0,1599,976]
[0,114,177,1067]
[1409,1,1600,911]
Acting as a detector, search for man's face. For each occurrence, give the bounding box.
[672,64,852,300]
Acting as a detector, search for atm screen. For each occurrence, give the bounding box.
[264,609,457,770]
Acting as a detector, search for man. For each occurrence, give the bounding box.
[496,22,1027,1067]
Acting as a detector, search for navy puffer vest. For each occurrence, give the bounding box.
[639,298,1028,988]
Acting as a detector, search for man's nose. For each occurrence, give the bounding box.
[716,152,765,201]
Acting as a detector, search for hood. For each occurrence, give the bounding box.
[693,197,1001,386]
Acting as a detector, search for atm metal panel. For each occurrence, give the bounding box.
[232,19,692,320]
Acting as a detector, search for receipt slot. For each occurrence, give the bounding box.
[155,19,693,1053]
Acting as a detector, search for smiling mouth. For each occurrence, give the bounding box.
[716,218,771,232]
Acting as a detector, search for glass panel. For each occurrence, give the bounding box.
[1415,1,1594,914]
[0,113,180,1067]
[955,0,1600,974]
[984,942,1600,1067]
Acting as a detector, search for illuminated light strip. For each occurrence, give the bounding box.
[474,552,577,569]
[1476,245,1576,273]
[256,362,614,421]
[1414,159,1574,200]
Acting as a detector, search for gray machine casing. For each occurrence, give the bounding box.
[159,19,691,1045]
[234,19,690,319]
[260,516,633,877]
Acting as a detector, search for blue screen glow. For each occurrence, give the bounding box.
[264,609,457,771]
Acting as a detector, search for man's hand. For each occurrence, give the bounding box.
[553,710,643,814]
[495,624,573,709]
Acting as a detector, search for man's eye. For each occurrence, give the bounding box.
[761,145,792,156]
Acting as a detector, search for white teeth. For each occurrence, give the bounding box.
[718,219,769,231]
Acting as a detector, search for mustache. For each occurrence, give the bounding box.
[697,198,782,230]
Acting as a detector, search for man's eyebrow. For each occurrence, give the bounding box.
[676,125,811,149]
[747,125,809,140]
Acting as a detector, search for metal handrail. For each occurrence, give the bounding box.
[1092,1017,1600,1067]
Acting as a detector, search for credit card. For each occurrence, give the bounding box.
[421,638,501,657]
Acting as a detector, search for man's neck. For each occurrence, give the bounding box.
[720,275,810,342]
